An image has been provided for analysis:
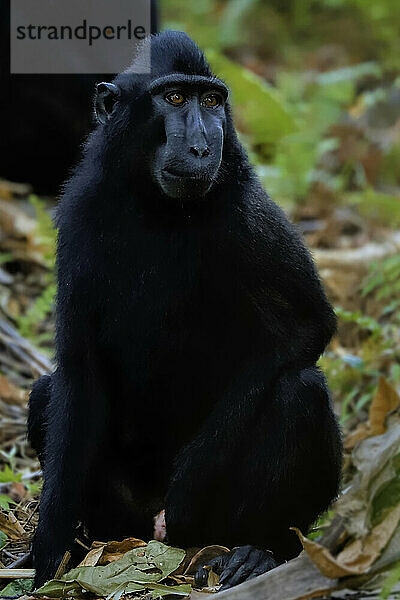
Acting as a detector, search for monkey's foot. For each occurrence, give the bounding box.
[194,545,277,591]
[153,509,167,541]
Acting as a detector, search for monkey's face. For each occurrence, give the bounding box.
[148,74,228,200]
[94,74,228,201]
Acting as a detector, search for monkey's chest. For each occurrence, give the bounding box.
[107,284,230,390]
[104,252,232,360]
[101,268,238,448]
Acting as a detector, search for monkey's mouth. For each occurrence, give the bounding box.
[157,166,215,199]
[162,167,210,181]
[155,164,214,200]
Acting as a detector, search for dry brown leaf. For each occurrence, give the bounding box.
[344,422,370,451]
[0,199,36,239]
[78,537,147,567]
[78,543,106,567]
[292,528,358,578]
[168,573,195,585]
[0,511,27,540]
[101,537,147,564]
[0,375,28,406]
[293,504,400,579]
[9,482,27,503]
[0,198,51,266]
[0,180,32,199]
[183,545,230,576]
[336,504,400,571]
[170,546,201,576]
[369,378,400,436]
[204,565,220,588]
[344,378,400,450]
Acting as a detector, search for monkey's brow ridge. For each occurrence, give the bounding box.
[149,73,229,98]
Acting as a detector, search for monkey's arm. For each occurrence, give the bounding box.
[32,260,107,587]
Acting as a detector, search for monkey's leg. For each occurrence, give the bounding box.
[28,374,52,467]
[167,365,342,590]
[32,366,107,588]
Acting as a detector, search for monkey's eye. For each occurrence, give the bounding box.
[201,93,222,108]
[165,92,185,106]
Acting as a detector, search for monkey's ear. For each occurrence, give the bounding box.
[95,82,120,124]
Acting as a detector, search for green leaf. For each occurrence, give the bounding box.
[381,561,400,599]
[0,465,22,484]
[25,479,42,496]
[372,455,400,527]
[29,194,56,269]
[1,578,34,596]
[0,530,8,550]
[35,541,190,599]
[145,582,191,598]
[335,307,381,333]
[347,188,400,229]
[0,495,16,511]
[206,49,297,146]
[218,0,258,48]
[316,62,381,86]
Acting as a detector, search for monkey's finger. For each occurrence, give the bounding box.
[217,545,252,586]
[219,559,255,589]
[221,552,278,591]
[194,553,229,588]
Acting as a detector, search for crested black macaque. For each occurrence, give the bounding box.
[28,31,342,590]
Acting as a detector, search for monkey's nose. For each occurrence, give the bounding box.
[190,145,210,158]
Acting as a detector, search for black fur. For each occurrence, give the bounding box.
[28,31,342,588]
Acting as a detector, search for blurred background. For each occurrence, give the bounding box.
[0,0,399,595]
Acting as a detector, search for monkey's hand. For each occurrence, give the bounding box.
[194,545,277,591]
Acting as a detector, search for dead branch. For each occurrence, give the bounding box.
[0,319,52,377]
